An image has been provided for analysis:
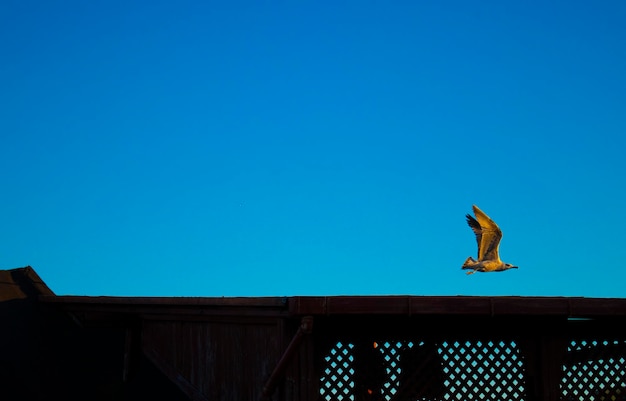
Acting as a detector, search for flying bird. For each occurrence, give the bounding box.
[462,205,518,275]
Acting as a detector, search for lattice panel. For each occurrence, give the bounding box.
[561,339,626,401]
[320,342,355,401]
[376,340,413,400]
[319,339,526,401]
[439,340,526,400]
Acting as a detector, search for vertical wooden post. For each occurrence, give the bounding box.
[123,326,134,382]
[260,316,314,401]
[519,332,568,401]
[540,336,568,401]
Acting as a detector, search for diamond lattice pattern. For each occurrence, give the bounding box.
[561,339,626,401]
[320,339,527,401]
[320,342,356,401]
[439,340,526,400]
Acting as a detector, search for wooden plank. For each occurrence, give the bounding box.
[123,327,133,382]
[327,296,411,314]
[289,296,626,317]
[569,297,626,316]
[43,294,626,318]
[288,296,326,315]
[409,296,493,315]
[41,295,288,307]
[41,296,291,322]
[143,345,209,401]
[490,297,570,315]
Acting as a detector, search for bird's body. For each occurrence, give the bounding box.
[462,205,518,274]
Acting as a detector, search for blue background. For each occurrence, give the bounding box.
[2,1,625,297]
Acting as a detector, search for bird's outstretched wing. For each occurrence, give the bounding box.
[471,205,502,261]
[466,213,482,258]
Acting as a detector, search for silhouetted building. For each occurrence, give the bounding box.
[2,266,626,401]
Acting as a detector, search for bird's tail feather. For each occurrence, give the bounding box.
[461,257,476,269]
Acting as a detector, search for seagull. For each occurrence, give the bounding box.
[462,205,518,275]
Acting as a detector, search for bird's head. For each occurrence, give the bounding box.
[504,263,518,270]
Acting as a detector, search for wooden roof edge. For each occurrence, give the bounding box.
[39,294,289,308]
[10,267,622,319]
[36,294,626,319]
[288,295,626,317]
[0,266,55,300]
[20,266,55,296]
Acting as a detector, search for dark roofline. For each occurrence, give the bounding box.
[288,295,626,317]
[3,267,625,319]
[38,294,626,319]
[41,295,288,307]
[0,266,55,301]
[20,266,55,295]
[39,295,291,320]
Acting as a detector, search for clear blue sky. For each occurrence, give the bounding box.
[2,1,625,297]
